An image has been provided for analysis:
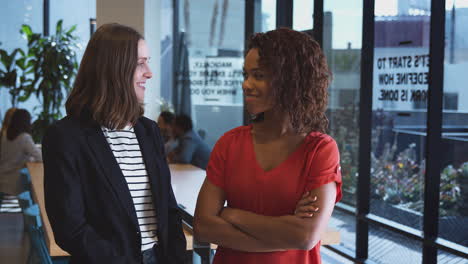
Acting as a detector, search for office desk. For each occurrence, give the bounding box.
[27,162,70,257]
[169,164,205,226]
[169,164,340,246]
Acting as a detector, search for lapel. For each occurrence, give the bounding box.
[133,120,164,226]
[84,121,139,229]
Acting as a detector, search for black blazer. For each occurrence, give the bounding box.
[42,115,186,264]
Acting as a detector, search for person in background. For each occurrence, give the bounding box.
[0,107,17,205]
[0,107,17,139]
[42,23,185,264]
[194,28,341,263]
[157,111,178,154]
[167,114,210,170]
[0,109,42,201]
[0,107,18,204]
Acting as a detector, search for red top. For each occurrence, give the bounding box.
[207,125,342,264]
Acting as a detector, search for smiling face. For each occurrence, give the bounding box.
[133,39,153,103]
[242,48,274,115]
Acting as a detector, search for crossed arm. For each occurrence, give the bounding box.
[193,178,337,252]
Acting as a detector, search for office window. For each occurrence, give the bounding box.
[293,0,313,31]
[439,0,468,249]
[325,0,362,207]
[261,0,276,32]
[323,0,362,255]
[369,224,422,263]
[0,1,42,120]
[50,0,95,61]
[371,0,431,231]
[160,0,174,104]
[174,0,245,149]
[49,0,96,117]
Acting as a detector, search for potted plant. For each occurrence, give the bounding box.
[0,47,34,106]
[20,20,79,142]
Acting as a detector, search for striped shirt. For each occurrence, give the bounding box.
[101,126,158,252]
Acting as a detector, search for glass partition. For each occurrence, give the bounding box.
[175,0,245,149]
[438,0,468,249]
[371,0,431,231]
[0,1,43,120]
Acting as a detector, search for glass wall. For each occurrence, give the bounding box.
[49,0,96,117]
[370,0,431,231]
[293,0,313,31]
[0,1,95,123]
[0,1,42,122]
[322,0,362,256]
[174,0,245,149]
[160,0,174,106]
[439,0,468,251]
[50,0,95,62]
[261,0,276,32]
[324,0,362,207]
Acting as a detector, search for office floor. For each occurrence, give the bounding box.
[0,213,29,264]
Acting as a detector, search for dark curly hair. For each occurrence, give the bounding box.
[174,114,193,133]
[247,27,331,133]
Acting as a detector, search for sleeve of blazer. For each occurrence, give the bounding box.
[153,122,187,264]
[42,123,135,264]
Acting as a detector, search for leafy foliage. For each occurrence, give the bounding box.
[20,20,79,141]
[330,105,465,216]
[0,47,34,106]
[0,20,79,142]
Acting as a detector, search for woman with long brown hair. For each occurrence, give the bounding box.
[0,109,42,197]
[0,107,17,139]
[194,28,341,263]
[42,23,185,264]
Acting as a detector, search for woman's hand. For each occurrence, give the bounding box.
[294,191,319,218]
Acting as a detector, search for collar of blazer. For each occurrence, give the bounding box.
[83,117,163,231]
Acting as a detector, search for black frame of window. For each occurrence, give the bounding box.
[245,0,468,263]
[356,0,374,261]
[172,0,179,113]
[313,0,323,46]
[276,0,293,28]
[44,0,49,36]
[423,0,445,263]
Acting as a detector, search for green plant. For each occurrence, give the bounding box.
[328,104,359,205]
[370,137,464,216]
[0,47,34,106]
[20,20,79,142]
[439,165,461,215]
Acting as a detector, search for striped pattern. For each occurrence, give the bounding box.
[0,195,21,213]
[102,127,158,251]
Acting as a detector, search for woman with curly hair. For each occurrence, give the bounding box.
[194,28,342,263]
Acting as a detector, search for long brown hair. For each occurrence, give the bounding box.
[1,107,17,138]
[6,109,32,141]
[0,108,18,160]
[247,28,331,134]
[66,23,144,129]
